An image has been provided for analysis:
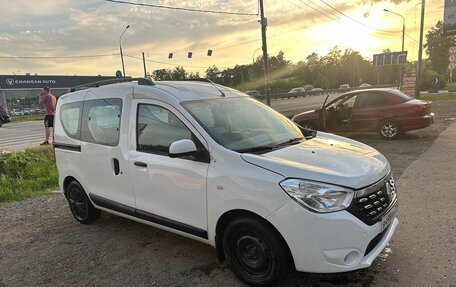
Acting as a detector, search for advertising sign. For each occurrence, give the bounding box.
[444,0,456,35]
[401,72,416,96]
[0,75,119,90]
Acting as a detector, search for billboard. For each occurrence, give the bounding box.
[373,52,408,66]
[0,75,119,90]
[444,0,456,35]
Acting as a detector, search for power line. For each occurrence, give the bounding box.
[104,0,258,16]
[307,0,339,19]
[288,0,337,21]
[0,53,119,59]
[124,54,222,69]
[318,0,397,35]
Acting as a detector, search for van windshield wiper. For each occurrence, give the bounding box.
[274,137,304,148]
[238,138,304,154]
[237,145,275,154]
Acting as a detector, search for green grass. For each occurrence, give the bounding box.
[10,114,45,123]
[0,147,58,205]
[419,94,456,101]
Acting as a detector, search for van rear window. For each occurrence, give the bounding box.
[60,102,83,140]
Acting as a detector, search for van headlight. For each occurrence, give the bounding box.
[279,179,354,213]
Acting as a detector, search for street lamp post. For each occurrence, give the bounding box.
[119,25,130,77]
[384,9,405,87]
[252,47,262,64]
[384,9,405,52]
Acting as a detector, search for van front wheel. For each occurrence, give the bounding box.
[66,181,100,224]
[223,217,290,286]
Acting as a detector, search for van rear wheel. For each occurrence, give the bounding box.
[66,181,100,224]
[223,217,291,286]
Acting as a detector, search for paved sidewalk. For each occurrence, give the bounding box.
[384,122,456,286]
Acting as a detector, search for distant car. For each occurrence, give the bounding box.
[11,109,24,116]
[359,83,371,88]
[303,84,314,91]
[288,87,306,94]
[311,88,323,92]
[292,88,435,139]
[0,105,11,127]
[244,90,261,98]
[339,84,350,89]
[22,108,33,115]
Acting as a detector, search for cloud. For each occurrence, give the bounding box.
[0,0,445,76]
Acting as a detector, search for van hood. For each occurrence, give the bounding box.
[241,132,389,189]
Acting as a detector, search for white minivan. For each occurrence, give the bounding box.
[54,78,398,286]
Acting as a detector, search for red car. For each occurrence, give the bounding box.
[292,89,434,139]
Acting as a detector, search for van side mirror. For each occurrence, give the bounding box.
[169,139,197,158]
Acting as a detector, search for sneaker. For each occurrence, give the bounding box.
[40,141,49,145]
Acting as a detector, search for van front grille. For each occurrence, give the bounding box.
[347,174,397,225]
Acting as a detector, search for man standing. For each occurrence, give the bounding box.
[39,86,56,145]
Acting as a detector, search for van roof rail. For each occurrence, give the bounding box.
[69,77,155,92]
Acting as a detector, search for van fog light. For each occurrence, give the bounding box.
[344,251,360,265]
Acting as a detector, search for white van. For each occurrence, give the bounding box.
[54,78,398,286]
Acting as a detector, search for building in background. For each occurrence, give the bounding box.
[0,75,120,108]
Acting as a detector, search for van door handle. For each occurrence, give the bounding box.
[134,161,147,168]
[113,158,120,175]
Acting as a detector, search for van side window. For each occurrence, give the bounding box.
[81,98,122,146]
[137,104,192,155]
[60,102,82,140]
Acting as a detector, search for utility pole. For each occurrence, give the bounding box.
[415,0,425,98]
[259,0,270,106]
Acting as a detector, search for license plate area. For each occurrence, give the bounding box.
[381,203,397,232]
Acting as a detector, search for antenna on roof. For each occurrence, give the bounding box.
[185,78,225,97]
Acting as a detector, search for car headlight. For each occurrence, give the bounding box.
[279,179,354,213]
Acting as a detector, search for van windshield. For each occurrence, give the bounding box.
[182,97,304,153]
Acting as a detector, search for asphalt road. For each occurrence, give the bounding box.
[0,94,340,152]
[0,121,45,152]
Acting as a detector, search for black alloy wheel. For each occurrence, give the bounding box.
[223,217,291,286]
[66,181,100,224]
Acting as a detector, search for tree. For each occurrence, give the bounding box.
[425,21,455,74]
[152,68,173,80]
[171,66,188,80]
[205,65,221,80]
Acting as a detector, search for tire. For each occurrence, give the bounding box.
[0,121,2,128]
[378,119,401,140]
[223,217,291,286]
[66,181,101,224]
[300,121,315,130]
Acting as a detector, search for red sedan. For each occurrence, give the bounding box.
[292,89,434,139]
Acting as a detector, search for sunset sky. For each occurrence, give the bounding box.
[0,0,445,77]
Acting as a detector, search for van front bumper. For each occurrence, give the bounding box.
[266,200,399,273]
